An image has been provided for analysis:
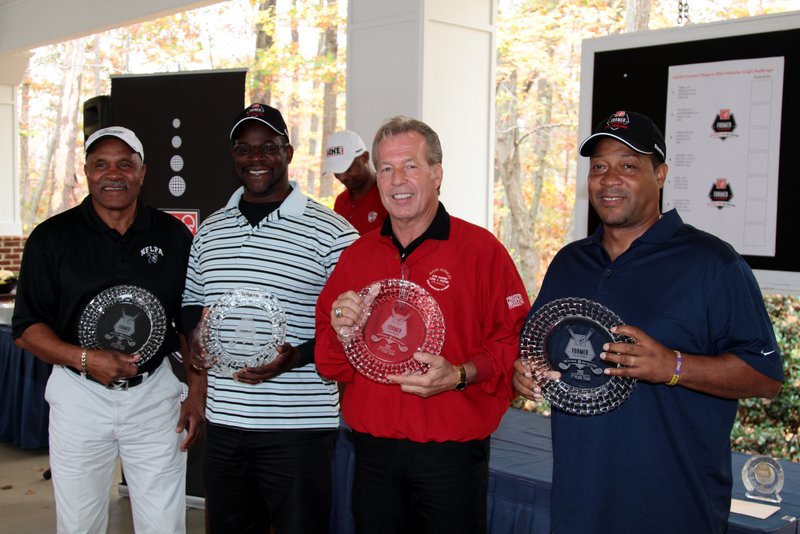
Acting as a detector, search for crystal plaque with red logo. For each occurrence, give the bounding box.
[519,297,636,415]
[342,279,445,383]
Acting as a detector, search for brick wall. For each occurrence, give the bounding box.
[0,235,26,272]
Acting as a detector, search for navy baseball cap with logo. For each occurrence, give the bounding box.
[579,111,666,162]
[230,103,289,141]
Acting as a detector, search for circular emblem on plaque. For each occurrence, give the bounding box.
[78,285,166,365]
[342,279,445,383]
[742,455,784,503]
[519,297,636,416]
[200,288,286,376]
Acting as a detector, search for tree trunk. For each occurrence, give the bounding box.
[288,0,300,149]
[19,81,30,216]
[52,38,86,215]
[28,41,85,223]
[495,68,538,295]
[253,0,277,105]
[307,29,325,196]
[625,0,651,32]
[92,36,103,97]
[319,0,338,199]
[28,127,57,226]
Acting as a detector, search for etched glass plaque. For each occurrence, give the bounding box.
[78,285,166,365]
[200,288,286,376]
[742,455,784,503]
[519,297,636,415]
[342,279,445,383]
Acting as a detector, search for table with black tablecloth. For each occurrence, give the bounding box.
[0,324,51,449]
[331,408,800,534]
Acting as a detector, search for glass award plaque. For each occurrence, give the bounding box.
[200,288,286,376]
[78,285,166,365]
[519,297,636,415]
[742,455,784,503]
[342,279,445,384]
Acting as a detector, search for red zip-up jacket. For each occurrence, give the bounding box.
[315,214,530,443]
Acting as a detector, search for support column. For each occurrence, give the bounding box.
[346,0,497,229]
[0,53,29,235]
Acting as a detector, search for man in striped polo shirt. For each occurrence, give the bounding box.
[182,103,358,534]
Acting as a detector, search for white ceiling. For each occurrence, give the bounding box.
[0,0,223,55]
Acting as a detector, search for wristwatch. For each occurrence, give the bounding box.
[454,364,467,391]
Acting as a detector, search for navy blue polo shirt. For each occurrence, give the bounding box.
[13,196,192,374]
[530,209,784,534]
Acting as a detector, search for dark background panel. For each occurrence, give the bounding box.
[110,70,246,224]
[588,28,800,273]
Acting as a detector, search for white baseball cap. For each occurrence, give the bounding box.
[322,130,367,174]
[85,126,145,162]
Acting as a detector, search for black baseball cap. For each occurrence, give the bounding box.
[230,103,289,141]
[579,111,666,162]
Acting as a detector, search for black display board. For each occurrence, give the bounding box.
[111,70,246,230]
[109,70,246,502]
[578,14,800,293]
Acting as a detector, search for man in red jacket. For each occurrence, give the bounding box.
[323,129,387,234]
[315,116,529,533]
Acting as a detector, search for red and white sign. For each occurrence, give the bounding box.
[164,209,200,235]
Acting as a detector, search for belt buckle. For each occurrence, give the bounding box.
[108,378,129,391]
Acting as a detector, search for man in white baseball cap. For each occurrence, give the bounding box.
[85,125,145,162]
[14,124,199,533]
[323,130,387,234]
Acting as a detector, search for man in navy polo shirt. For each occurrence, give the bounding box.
[513,111,784,534]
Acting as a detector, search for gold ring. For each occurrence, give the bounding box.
[334,307,343,318]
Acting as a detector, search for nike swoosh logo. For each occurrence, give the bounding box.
[761,349,776,356]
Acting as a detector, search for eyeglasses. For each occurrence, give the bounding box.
[233,142,286,155]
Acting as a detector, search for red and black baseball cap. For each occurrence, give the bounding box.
[579,111,666,162]
[230,103,289,141]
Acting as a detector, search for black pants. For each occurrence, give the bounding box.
[204,422,336,534]
[351,432,490,534]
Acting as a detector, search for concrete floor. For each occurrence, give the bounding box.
[0,442,206,533]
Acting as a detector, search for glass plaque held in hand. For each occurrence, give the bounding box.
[341,279,445,384]
[200,287,286,377]
[519,297,636,415]
[742,455,784,503]
[78,285,166,365]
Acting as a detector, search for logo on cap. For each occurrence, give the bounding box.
[605,111,630,130]
[327,146,344,157]
[246,104,266,117]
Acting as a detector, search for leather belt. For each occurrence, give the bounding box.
[67,365,150,390]
[93,373,147,390]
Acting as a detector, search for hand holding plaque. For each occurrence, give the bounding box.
[200,288,286,377]
[341,279,445,384]
[519,297,636,415]
[78,285,166,366]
